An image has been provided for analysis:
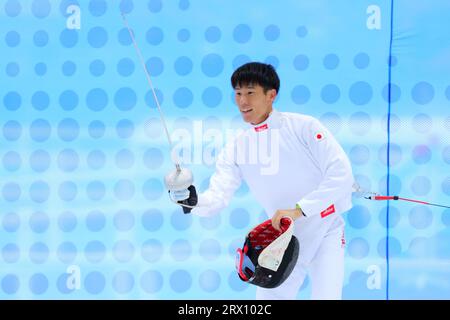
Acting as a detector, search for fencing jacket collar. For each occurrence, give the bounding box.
[251,110,282,132]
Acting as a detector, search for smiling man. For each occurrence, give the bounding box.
[172,62,354,300]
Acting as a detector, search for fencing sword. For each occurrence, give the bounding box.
[353,183,450,209]
[120,12,196,209]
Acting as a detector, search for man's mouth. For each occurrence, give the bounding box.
[241,108,253,114]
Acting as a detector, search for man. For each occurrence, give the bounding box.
[174,62,354,299]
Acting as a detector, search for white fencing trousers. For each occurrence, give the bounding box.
[256,227,345,300]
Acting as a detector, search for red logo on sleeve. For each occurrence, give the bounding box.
[320,204,335,218]
[341,230,346,248]
[254,124,268,132]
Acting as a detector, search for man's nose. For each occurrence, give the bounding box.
[239,94,248,105]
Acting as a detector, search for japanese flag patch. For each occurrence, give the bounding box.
[314,131,326,142]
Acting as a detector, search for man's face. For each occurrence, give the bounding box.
[234,84,277,125]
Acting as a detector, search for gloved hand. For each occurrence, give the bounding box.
[175,185,198,214]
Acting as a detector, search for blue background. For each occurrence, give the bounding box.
[1,0,449,299]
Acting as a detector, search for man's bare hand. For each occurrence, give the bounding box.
[271,208,303,231]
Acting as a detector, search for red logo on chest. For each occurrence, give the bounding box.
[320,204,335,218]
[254,124,268,132]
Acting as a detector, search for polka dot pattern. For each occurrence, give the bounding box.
[2,0,449,300]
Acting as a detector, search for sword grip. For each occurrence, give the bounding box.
[367,196,399,200]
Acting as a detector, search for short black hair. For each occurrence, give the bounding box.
[231,62,280,94]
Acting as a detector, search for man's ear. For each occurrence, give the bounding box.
[269,89,277,102]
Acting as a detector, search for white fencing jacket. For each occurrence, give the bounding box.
[192,109,354,265]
